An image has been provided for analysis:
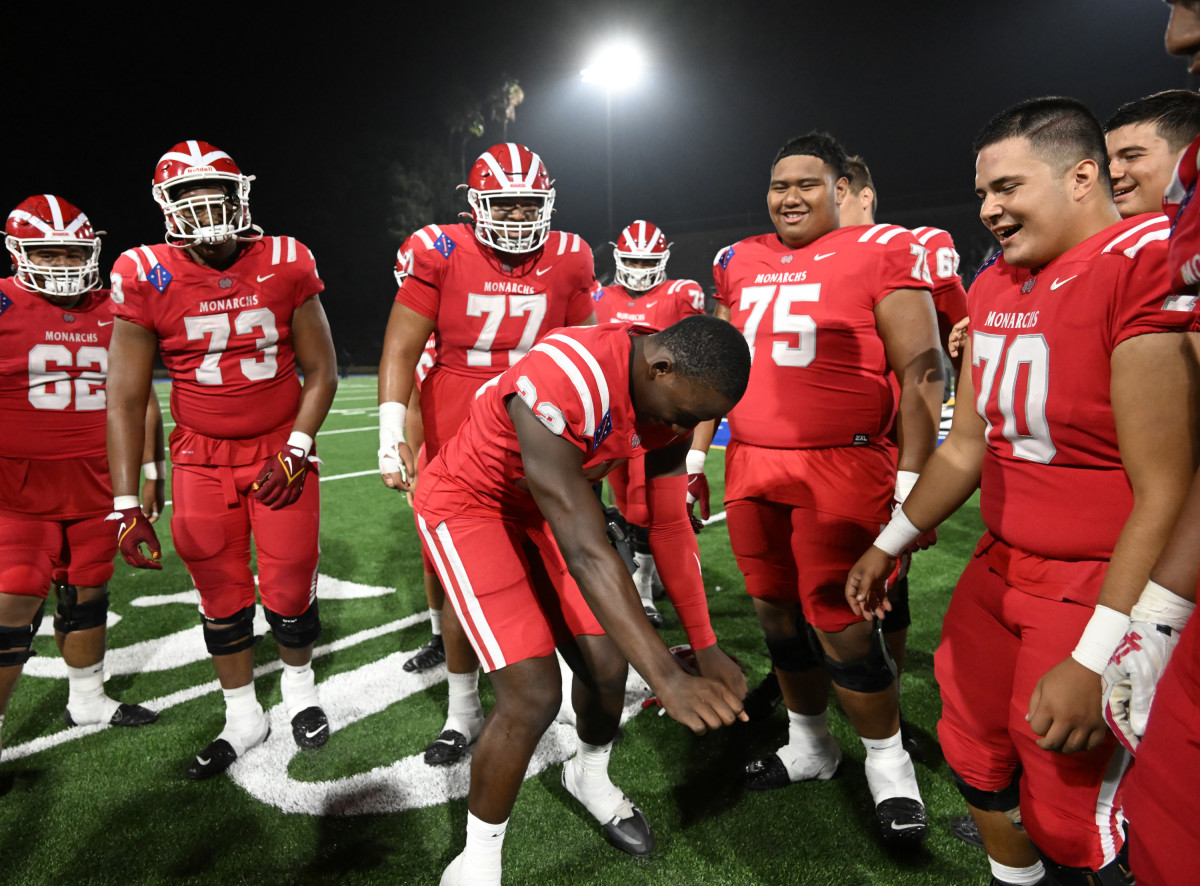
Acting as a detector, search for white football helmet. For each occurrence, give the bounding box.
[152,140,259,245]
[5,194,102,300]
[466,143,555,254]
[613,220,670,292]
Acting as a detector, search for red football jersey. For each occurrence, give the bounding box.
[418,323,681,523]
[968,215,1188,564]
[0,278,110,459]
[911,226,969,332]
[109,237,323,460]
[395,223,596,379]
[713,224,933,449]
[1164,134,1200,315]
[415,333,437,389]
[592,278,705,330]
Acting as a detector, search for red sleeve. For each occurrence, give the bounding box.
[394,229,447,320]
[1113,235,1194,347]
[678,280,706,315]
[292,241,325,308]
[108,251,156,331]
[646,473,716,650]
[924,230,968,327]
[712,245,735,307]
[873,230,934,306]
[565,247,598,325]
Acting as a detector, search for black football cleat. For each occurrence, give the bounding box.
[403,635,446,673]
[291,706,330,749]
[742,671,783,722]
[186,738,240,781]
[876,797,928,847]
[424,729,471,766]
[64,702,159,728]
[600,804,655,857]
[644,604,664,629]
[742,753,793,791]
[950,813,984,848]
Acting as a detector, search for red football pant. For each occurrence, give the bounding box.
[0,511,115,595]
[416,510,603,673]
[171,462,320,620]
[726,498,877,634]
[935,540,1127,870]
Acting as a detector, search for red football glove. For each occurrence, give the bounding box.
[108,505,162,570]
[252,444,311,510]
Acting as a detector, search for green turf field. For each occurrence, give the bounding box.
[0,377,991,885]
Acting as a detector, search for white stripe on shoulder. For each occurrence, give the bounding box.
[876,225,907,244]
[271,236,282,264]
[1102,215,1169,254]
[544,333,610,429]
[915,227,945,245]
[414,228,435,250]
[555,232,568,255]
[286,236,297,263]
[529,340,603,438]
[136,246,158,278]
[857,223,890,243]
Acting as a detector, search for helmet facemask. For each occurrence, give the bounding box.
[613,247,669,292]
[153,172,254,246]
[468,189,555,254]
[7,237,102,301]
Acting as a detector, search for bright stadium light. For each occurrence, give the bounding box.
[582,40,645,236]
[581,41,644,92]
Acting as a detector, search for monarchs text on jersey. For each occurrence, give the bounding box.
[591,278,705,329]
[713,224,933,449]
[109,237,323,448]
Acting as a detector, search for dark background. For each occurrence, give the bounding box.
[3,0,1193,364]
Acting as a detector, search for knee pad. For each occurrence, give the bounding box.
[53,584,109,634]
[602,507,637,575]
[949,765,1021,813]
[881,575,911,634]
[765,629,823,673]
[824,627,895,693]
[264,600,321,649]
[0,602,45,667]
[201,604,257,656]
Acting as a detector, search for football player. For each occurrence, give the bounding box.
[416,314,749,886]
[848,97,1196,886]
[0,195,161,755]
[105,140,339,779]
[1107,6,1200,884]
[591,220,706,626]
[378,143,597,766]
[713,132,944,845]
[1105,89,1200,219]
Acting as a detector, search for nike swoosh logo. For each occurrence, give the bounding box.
[1050,275,1077,290]
[257,274,276,282]
[284,457,294,475]
[889,821,924,831]
[645,302,658,308]
[305,724,329,739]
[196,756,211,766]
[814,252,836,261]
[97,320,114,326]
[535,267,554,276]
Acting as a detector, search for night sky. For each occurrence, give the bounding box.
[4,0,1194,362]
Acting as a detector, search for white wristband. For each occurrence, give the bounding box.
[873,505,922,557]
[287,431,314,458]
[1071,605,1132,674]
[685,449,707,474]
[113,495,139,511]
[1131,579,1196,631]
[141,461,166,481]
[894,471,919,506]
[379,401,407,448]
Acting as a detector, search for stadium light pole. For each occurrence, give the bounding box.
[581,41,644,237]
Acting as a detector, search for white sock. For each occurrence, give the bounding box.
[65,662,120,725]
[429,608,442,637]
[786,708,833,753]
[565,739,634,823]
[774,709,840,781]
[632,554,655,604]
[280,661,320,719]
[989,858,1046,886]
[217,683,267,755]
[862,729,920,803]
[444,669,483,738]
[457,812,506,885]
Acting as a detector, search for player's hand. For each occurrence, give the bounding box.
[141,477,165,524]
[693,644,748,703]
[108,505,162,570]
[252,444,311,510]
[947,316,970,358]
[686,471,710,525]
[1102,622,1180,754]
[845,545,897,621]
[1027,657,1109,754]
[379,440,416,493]
[654,668,747,734]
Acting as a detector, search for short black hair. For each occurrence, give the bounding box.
[656,315,751,405]
[844,155,879,214]
[1105,89,1200,153]
[771,132,849,181]
[973,96,1112,192]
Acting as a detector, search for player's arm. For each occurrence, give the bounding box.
[378,301,436,492]
[140,393,166,522]
[106,318,162,568]
[875,287,944,478]
[643,436,746,701]
[846,336,988,619]
[251,295,338,510]
[510,398,744,734]
[1030,331,1199,754]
